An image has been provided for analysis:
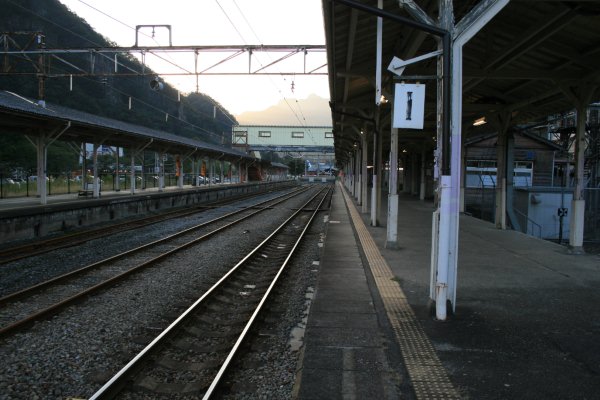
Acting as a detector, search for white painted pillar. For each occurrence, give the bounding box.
[375,126,383,224]
[350,156,354,193]
[361,134,369,214]
[130,151,136,194]
[496,129,507,229]
[352,149,364,201]
[386,123,399,248]
[81,143,86,192]
[371,131,379,226]
[420,144,426,200]
[35,135,48,204]
[115,147,121,192]
[158,152,165,192]
[460,151,466,213]
[371,0,383,227]
[435,0,510,319]
[435,175,451,320]
[356,151,361,199]
[569,104,588,252]
[353,152,359,199]
[195,158,201,186]
[570,200,585,249]
[92,143,100,198]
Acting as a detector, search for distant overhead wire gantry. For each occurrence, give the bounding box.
[0,31,327,78]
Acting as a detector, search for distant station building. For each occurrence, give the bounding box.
[232,125,335,176]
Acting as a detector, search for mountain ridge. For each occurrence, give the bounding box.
[236,94,331,126]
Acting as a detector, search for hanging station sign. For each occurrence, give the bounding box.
[392,83,426,129]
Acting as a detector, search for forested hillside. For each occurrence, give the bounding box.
[0,0,236,145]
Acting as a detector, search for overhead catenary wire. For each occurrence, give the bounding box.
[214,0,313,150]
[72,0,239,128]
[5,0,238,136]
[225,0,320,145]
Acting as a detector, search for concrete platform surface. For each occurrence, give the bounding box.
[296,182,600,399]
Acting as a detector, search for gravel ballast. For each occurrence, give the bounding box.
[0,186,330,399]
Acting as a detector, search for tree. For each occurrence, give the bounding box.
[285,157,305,176]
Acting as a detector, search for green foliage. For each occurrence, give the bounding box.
[48,141,79,172]
[0,132,79,176]
[0,0,238,161]
[0,133,36,174]
[285,157,305,176]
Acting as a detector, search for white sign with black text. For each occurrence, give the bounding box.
[393,83,425,129]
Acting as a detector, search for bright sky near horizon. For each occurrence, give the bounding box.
[58,0,330,116]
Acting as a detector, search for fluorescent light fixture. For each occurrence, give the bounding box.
[473,117,487,126]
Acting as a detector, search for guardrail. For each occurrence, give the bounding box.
[514,208,542,239]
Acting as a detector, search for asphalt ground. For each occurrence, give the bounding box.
[356,188,600,399]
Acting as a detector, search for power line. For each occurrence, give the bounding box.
[4,0,236,139]
[72,0,238,127]
[224,0,316,138]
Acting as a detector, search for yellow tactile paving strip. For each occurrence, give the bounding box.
[339,183,461,399]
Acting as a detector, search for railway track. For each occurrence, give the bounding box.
[89,186,331,399]
[0,185,313,338]
[0,186,294,265]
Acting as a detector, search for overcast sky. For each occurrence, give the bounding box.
[58,0,330,116]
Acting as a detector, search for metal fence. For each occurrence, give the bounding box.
[584,187,600,242]
[0,172,223,199]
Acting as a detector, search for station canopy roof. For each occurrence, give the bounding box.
[0,90,254,162]
[323,0,600,163]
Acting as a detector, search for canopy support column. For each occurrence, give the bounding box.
[560,84,596,252]
[386,121,399,248]
[436,0,510,320]
[420,143,427,200]
[92,143,100,198]
[361,134,369,214]
[494,112,512,229]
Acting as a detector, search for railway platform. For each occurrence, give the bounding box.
[0,183,228,213]
[294,182,600,399]
[0,180,295,245]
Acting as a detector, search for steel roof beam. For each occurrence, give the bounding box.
[464,4,581,92]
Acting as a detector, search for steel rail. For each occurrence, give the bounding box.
[0,186,310,337]
[0,186,307,305]
[203,186,332,399]
[89,186,330,399]
[0,186,297,265]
